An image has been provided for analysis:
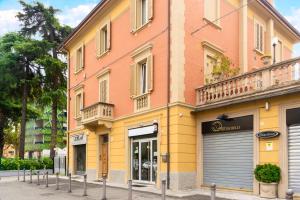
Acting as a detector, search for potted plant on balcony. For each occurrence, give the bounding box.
[254,164,281,198]
[261,54,272,66]
[210,55,240,83]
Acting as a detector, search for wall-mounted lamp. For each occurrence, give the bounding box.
[272,37,279,64]
[265,102,270,111]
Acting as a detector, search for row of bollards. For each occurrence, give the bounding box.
[16,169,295,200]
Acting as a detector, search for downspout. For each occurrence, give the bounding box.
[166,0,171,190]
[65,48,70,175]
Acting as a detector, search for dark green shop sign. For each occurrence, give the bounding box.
[256,131,280,139]
[202,115,253,134]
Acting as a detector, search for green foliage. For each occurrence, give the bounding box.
[0,157,53,170]
[206,54,240,84]
[254,164,281,183]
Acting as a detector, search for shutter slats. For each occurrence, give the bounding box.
[148,0,153,20]
[81,44,85,68]
[288,125,300,193]
[130,64,137,97]
[203,131,253,190]
[107,21,111,50]
[147,55,153,92]
[130,0,137,31]
[96,29,101,57]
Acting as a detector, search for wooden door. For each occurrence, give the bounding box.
[101,138,108,177]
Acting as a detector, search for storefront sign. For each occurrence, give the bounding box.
[266,142,273,151]
[256,131,280,139]
[202,115,253,134]
[71,134,87,145]
[128,123,158,137]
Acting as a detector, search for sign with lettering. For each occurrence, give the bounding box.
[128,123,158,137]
[256,131,280,139]
[71,134,87,145]
[202,115,253,134]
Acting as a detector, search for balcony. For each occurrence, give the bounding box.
[196,57,300,110]
[81,102,114,128]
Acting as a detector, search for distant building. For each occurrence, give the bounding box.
[25,107,67,159]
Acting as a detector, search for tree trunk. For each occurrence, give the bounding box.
[19,66,29,159]
[50,97,58,159]
[0,108,5,159]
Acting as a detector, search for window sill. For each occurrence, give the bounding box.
[74,68,83,75]
[131,20,152,35]
[203,18,222,30]
[254,49,264,56]
[97,50,110,59]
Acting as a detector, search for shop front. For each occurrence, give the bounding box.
[286,107,300,194]
[201,115,254,191]
[128,123,158,184]
[71,134,87,175]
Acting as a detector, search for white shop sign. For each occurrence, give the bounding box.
[128,124,158,137]
[71,134,87,145]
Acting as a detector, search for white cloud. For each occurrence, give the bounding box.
[285,8,300,57]
[0,3,96,36]
[57,4,96,28]
[0,9,20,36]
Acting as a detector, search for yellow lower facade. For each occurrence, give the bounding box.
[68,94,300,198]
[68,104,197,190]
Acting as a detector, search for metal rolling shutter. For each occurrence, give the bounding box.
[288,125,300,193]
[203,131,253,190]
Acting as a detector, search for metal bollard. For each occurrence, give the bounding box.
[68,173,72,193]
[45,171,48,187]
[17,167,20,181]
[128,180,132,200]
[211,183,216,200]
[101,176,107,200]
[29,169,32,184]
[55,172,59,190]
[37,171,40,185]
[286,189,294,200]
[161,180,166,200]
[83,174,87,196]
[43,166,46,181]
[23,169,26,182]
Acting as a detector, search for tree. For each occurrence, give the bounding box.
[17,1,72,158]
[0,33,23,158]
[4,122,20,157]
[0,33,50,159]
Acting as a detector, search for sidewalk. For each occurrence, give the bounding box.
[0,175,285,200]
[58,175,284,200]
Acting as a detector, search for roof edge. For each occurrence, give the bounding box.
[259,0,300,40]
[58,0,109,51]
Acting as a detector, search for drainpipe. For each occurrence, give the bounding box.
[63,48,70,175]
[166,0,171,190]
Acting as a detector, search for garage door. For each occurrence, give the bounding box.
[203,131,253,190]
[288,125,300,193]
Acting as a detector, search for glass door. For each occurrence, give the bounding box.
[141,141,151,181]
[131,138,157,183]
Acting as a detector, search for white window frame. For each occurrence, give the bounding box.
[204,0,220,26]
[75,43,84,73]
[74,87,84,119]
[139,60,148,95]
[254,20,265,53]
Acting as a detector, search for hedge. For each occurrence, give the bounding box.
[0,157,53,170]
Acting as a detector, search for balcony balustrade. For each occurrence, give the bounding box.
[196,58,300,109]
[81,102,114,127]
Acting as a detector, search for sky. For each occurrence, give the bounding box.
[0,0,300,56]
